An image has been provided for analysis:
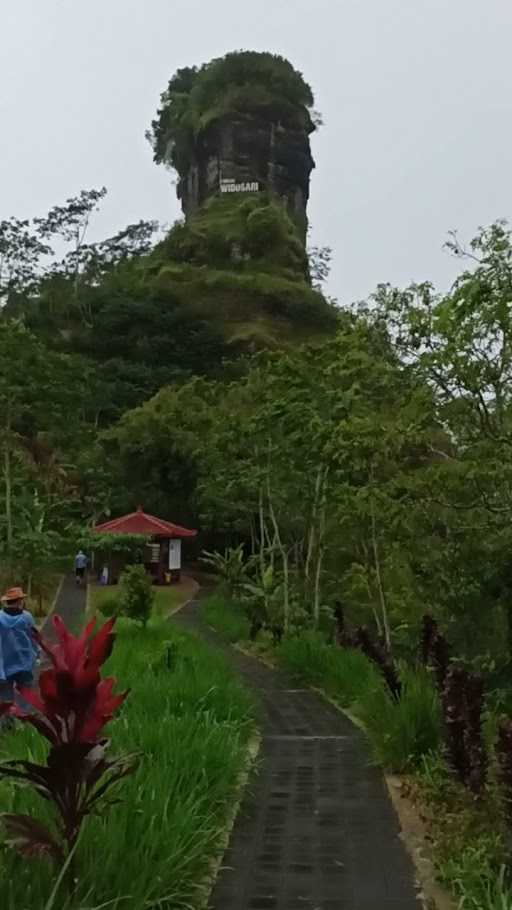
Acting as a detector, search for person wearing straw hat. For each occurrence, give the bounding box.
[0,587,39,706]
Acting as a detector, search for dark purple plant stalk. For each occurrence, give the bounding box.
[442,665,470,785]
[333,602,354,647]
[355,626,402,701]
[431,632,451,693]
[420,614,439,665]
[271,624,284,645]
[377,634,390,655]
[249,618,263,641]
[464,672,487,795]
[496,720,512,830]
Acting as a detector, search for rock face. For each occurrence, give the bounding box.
[177,114,314,240]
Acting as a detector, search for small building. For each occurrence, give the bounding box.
[93,506,197,585]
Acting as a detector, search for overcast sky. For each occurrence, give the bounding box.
[2,0,511,303]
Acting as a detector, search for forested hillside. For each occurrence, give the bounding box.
[3,48,512,908]
[1,52,512,667]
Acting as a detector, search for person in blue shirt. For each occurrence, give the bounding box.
[74,550,88,585]
[0,586,39,705]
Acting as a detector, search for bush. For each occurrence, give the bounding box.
[97,593,121,618]
[356,665,442,771]
[163,194,309,278]
[439,842,512,909]
[417,752,512,910]
[277,632,380,707]
[277,635,441,771]
[200,545,254,599]
[202,594,251,642]
[119,565,154,628]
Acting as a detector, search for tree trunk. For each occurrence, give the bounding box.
[257,484,272,621]
[258,486,266,577]
[369,490,391,650]
[305,466,323,594]
[267,479,289,633]
[361,542,383,637]
[313,469,328,627]
[282,548,290,634]
[313,544,324,626]
[249,517,256,556]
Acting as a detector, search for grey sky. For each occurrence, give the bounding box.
[2,0,511,303]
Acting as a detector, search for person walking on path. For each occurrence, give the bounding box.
[74,550,88,586]
[0,587,39,707]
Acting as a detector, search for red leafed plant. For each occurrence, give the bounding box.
[0,614,137,871]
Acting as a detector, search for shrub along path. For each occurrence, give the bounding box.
[175,598,422,910]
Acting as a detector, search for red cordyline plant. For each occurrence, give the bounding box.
[0,615,137,871]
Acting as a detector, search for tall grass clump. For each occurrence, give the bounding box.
[356,665,442,771]
[439,842,512,909]
[201,594,251,642]
[277,632,380,708]
[0,618,254,910]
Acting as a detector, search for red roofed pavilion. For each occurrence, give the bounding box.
[94,506,197,585]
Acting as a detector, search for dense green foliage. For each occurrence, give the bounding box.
[4,52,512,907]
[148,51,316,173]
[5,199,512,675]
[163,193,310,278]
[0,617,254,909]
[0,176,334,579]
[202,593,251,642]
[203,598,441,772]
[277,631,381,708]
[413,752,512,909]
[118,564,154,627]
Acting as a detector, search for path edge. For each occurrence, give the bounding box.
[196,734,261,910]
[39,574,64,633]
[231,640,455,910]
[386,775,456,910]
[168,576,200,616]
[171,589,264,910]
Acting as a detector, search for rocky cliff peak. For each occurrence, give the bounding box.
[177,113,314,239]
[149,51,318,243]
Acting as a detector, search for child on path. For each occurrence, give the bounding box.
[0,587,39,706]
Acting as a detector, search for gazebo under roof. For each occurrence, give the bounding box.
[93,506,197,584]
[94,506,197,539]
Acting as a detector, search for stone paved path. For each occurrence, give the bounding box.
[41,574,87,641]
[176,599,423,910]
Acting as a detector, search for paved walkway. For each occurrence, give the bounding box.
[176,599,423,910]
[41,574,87,642]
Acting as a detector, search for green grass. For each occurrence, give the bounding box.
[89,585,184,618]
[276,632,380,708]
[0,617,255,909]
[204,598,442,773]
[276,635,441,772]
[201,595,250,642]
[416,752,512,909]
[355,665,442,771]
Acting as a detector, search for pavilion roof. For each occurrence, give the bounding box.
[93,506,197,539]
